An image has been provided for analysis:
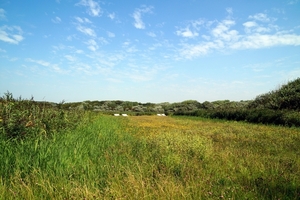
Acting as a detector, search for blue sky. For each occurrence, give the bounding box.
[1,0,300,103]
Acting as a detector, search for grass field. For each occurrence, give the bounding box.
[1,114,300,199]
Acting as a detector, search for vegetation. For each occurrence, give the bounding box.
[174,78,300,127]
[0,92,87,139]
[1,78,300,198]
[1,112,299,199]
[51,77,300,127]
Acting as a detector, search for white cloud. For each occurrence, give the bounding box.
[76,25,96,37]
[85,39,98,51]
[76,49,84,54]
[0,26,24,44]
[108,12,115,20]
[176,19,205,38]
[288,0,299,4]
[243,21,257,28]
[243,21,258,34]
[211,20,239,41]
[64,55,76,62]
[179,41,223,59]
[0,8,6,20]
[176,27,199,38]
[26,58,66,74]
[230,34,300,49]
[52,16,61,23]
[178,15,300,59]
[249,13,271,22]
[226,7,233,15]
[76,0,102,17]
[243,17,278,34]
[107,31,115,38]
[26,58,50,67]
[75,16,92,23]
[147,32,156,37]
[132,6,153,29]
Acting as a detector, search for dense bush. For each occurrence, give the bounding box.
[174,108,300,127]
[0,92,86,139]
[249,78,300,110]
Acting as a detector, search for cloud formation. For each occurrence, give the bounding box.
[132,6,153,29]
[176,19,204,38]
[76,25,96,37]
[76,0,102,17]
[0,25,24,44]
[26,58,65,74]
[52,16,61,23]
[86,39,99,51]
[176,27,199,38]
[75,16,92,23]
[178,13,300,59]
[0,8,6,20]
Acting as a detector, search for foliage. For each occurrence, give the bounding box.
[173,78,300,127]
[1,115,299,199]
[249,77,300,110]
[0,92,86,139]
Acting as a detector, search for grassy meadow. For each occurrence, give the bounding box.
[1,113,300,199]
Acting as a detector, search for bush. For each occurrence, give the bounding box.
[0,92,85,139]
[282,111,300,127]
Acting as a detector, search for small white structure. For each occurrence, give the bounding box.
[122,114,128,117]
[114,114,120,116]
[157,114,162,116]
[157,114,166,116]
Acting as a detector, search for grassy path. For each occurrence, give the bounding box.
[1,115,300,199]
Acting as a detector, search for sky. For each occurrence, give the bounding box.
[1,0,300,103]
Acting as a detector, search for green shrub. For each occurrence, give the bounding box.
[282,111,300,127]
[0,92,85,139]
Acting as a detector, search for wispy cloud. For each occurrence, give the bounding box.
[230,34,300,49]
[132,5,153,29]
[51,16,61,23]
[64,55,77,62]
[0,25,24,44]
[176,19,204,38]
[107,31,115,38]
[76,25,96,37]
[75,16,92,23]
[177,13,300,59]
[85,39,98,51]
[176,27,199,38]
[26,58,50,67]
[126,64,157,82]
[226,7,233,15]
[147,32,156,37]
[288,0,299,5]
[76,0,102,17]
[249,13,272,22]
[0,8,6,20]
[211,20,239,41]
[179,41,223,59]
[26,58,66,74]
[107,12,115,20]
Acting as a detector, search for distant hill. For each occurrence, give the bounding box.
[249,78,300,110]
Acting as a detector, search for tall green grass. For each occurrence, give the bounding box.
[1,112,300,199]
